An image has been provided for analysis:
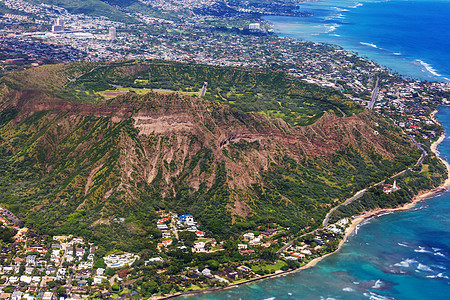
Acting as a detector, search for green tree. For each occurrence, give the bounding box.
[142,280,158,295]
[207,259,219,271]
[93,258,106,269]
[57,286,66,297]
[111,283,120,291]
[46,281,56,289]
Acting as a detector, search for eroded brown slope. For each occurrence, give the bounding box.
[0,88,418,241]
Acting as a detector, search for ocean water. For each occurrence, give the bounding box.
[188,106,450,299]
[264,0,450,82]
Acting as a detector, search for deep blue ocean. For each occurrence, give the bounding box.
[264,0,450,82]
[188,107,450,299]
[184,2,450,298]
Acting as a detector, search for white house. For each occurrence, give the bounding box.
[93,276,107,285]
[237,244,248,250]
[243,233,255,241]
[42,291,56,300]
[96,268,105,276]
[20,276,32,284]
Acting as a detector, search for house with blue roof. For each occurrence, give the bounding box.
[179,214,194,223]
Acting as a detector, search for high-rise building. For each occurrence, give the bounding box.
[52,18,64,32]
[109,27,117,40]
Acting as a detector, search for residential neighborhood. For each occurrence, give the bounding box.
[0,204,355,299]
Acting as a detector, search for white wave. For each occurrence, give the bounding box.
[394,258,417,268]
[263,297,276,300]
[368,292,392,300]
[350,3,364,9]
[372,279,383,289]
[377,212,393,217]
[433,265,446,270]
[432,247,442,252]
[324,24,340,33]
[287,293,292,296]
[397,242,409,248]
[330,34,341,37]
[393,52,402,55]
[333,7,350,12]
[353,281,360,285]
[416,59,443,77]
[410,205,428,211]
[343,287,354,292]
[414,246,433,254]
[427,273,449,279]
[417,263,433,272]
[360,42,379,49]
[353,220,370,236]
[434,252,446,258]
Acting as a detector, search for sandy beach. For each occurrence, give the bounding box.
[343,132,450,249]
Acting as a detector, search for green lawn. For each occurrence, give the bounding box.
[251,260,287,272]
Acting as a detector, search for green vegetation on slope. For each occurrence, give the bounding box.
[2,60,362,125]
[0,61,431,251]
[28,0,137,23]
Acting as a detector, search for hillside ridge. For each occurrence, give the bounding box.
[0,62,421,249]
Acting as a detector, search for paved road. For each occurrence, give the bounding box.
[170,220,179,240]
[322,139,427,227]
[279,140,429,253]
[322,189,367,227]
[368,77,379,110]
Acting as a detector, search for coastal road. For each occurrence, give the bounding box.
[279,142,426,253]
[322,139,428,227]
[322,189,367,227]
[276,230,319,254]
[278,132,432,256]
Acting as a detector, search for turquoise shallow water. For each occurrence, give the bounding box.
[264,0,450,82]
[188,106,450,299]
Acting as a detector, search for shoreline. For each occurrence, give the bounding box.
[296,131,450,274]
[161,131,450,300]
[339,131,450,262]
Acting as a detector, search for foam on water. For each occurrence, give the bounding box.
[372,279,383,289]
[366,292,393,300]
[414,246,433,254]
[415,59,446,79]
[350,3,364,9]
[427,273,449,280]
[434,252,446,258]
[264,0,450,81]
[394,258,417,268]
[360,42,379,49]
[417,263,433,272]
